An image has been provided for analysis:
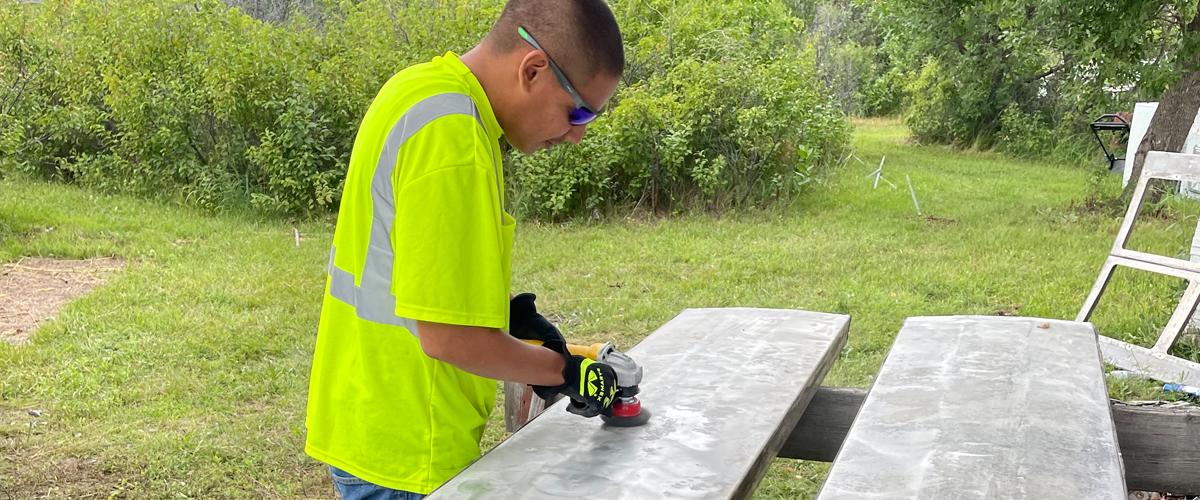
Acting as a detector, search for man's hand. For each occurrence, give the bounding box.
[511,293,617,417]
[559,355,618,417]
[509,293,565,351]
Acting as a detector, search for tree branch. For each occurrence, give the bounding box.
[1,66,42,118]
[1024,62,1065,84]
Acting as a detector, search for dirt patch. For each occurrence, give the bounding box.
[0,452,122,500]
[0,257,123,344]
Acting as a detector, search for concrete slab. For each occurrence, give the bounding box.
[430,308,849,499]
[818,316,1126,500]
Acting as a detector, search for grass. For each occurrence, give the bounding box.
[0,182,335,497]
[2,118,1197,498]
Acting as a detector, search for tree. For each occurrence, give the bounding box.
[877,0,1199,161]
[1125,71,1200,201]
[1124,6,1200,200]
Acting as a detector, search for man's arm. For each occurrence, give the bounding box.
[417,321,566,386]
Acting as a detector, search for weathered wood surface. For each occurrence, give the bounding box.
[430,308,849,499]
[503,382,563,433]
[779,387,1200,495]
[1112,401,1200,494]
[502,381,529,433]
[502,381,544,433]
[777,386,865,463]
[817,316,1126,499]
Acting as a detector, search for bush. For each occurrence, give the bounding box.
[0,0,496,214]
[903,58,972,145]
[0,0,849,218]
[803,0,900,117]
[510,0,850,218]
[996,104,1054,159]
[510,56,849,218]
[873,0,1182,162]
[995,104,1112,167]
[861,66,903,116]
[0,1,111,182]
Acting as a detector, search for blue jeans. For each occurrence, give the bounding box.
[328,466,424,500]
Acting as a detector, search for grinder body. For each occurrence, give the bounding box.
[530,341,650,426]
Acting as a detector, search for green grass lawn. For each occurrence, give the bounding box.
[2,118,1197,498]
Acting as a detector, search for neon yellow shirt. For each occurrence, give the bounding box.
[305,51,513,494]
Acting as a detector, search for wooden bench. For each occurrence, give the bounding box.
[817,316,1126,499]
[428,308,849,499]
[778,387,1200,494]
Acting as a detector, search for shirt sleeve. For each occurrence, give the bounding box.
[391,164,508,329]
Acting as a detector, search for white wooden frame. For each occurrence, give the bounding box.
[1078,151,1200,384]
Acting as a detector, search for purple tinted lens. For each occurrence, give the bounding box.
[568,107,597,126]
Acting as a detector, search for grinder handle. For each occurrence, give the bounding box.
[522,340,608,361]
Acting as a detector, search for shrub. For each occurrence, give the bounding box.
[511,55,849,218]
[1,0,849,218]
[903,57,1000,147]
[509,0,850,218]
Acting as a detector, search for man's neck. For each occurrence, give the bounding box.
[461,46,509,133]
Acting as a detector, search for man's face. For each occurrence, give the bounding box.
[507,53,619,155]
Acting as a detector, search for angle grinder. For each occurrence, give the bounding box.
[530,340,651,427]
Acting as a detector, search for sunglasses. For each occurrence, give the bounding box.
[517,26,601,126]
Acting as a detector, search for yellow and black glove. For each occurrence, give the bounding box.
[557,355,617,418]
[509,293,617,417]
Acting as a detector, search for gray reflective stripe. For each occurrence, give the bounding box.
[327,246,419,333]
[327,92,496,334]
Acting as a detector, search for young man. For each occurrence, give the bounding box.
[304,0,625,497]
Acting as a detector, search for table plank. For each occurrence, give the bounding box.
[818,316,1126,499]
[430,308,849,499]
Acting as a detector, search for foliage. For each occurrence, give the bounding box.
[511,0,849,218]
[796,0,1199,163]
[512,57,848,217]
[902,57,970,145]
[882,0,1198,161]
[800,0,900,117]
[0,0,496,215]
[0,0,848,219]
[860,66,904,117]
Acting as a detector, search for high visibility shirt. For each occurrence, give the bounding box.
[305,51,512,494]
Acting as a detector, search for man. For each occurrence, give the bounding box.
[304,0,625,497]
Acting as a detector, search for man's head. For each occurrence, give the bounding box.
[463,0,624,154]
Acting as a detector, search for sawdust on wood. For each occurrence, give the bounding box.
[0,257,123,344]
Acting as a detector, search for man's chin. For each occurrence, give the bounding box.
[507,138,541,155]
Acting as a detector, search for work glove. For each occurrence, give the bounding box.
[509,293,617,417]
[553,355,618,418]
[509,293,566,351]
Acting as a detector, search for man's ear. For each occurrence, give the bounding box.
[519,51,550,94]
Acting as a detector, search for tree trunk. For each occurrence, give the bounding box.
[1121,69,1200,202]
[1121,4,1200,201]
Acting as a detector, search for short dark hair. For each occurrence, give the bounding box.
[487,0,624,83]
